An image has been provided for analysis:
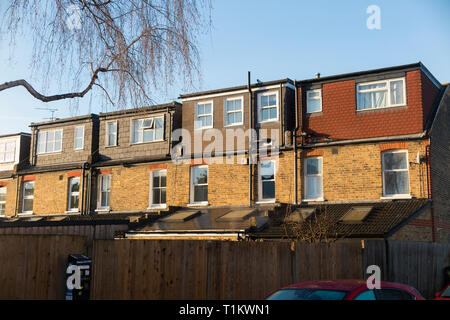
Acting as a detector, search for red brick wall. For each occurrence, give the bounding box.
[300,70,436,141]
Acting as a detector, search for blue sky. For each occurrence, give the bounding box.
[1,0,449,134]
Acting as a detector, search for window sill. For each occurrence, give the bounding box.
[194,126,214,131]
[187,202,209,207]
[303,198,325,202]
[130,140,165,146]
[306,111,323,117]
[258,119,279,125]
[95,208,111,213]
[224,123,244,128]
[256,200,276,204]
[65,210,80,214]
[380,195,412,200]
[356,104,407,114]
[147,205,167,210]
[18,212,33,216]
[37,151,63,156]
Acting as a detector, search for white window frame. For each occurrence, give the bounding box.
[37,129,63,154]
[195,101,214,130]
[0,187,6,216]
[224,96,244,127]
[381,150,411,199]
[67,177,81,212]
[130,116,165,144]
[190,165,209,205]
[257,91,279,123]
[306,89,322,113]
[356,77,406,111]
[0,140,16,163]
[97,174,111,210]
[21,181,34,215]
[258,160,276,203]
[149,169,167,209]
[304,157,324,201]
[74,126,85,150]
[105,121,118,147]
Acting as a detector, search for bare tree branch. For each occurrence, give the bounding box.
[0,0,212,108]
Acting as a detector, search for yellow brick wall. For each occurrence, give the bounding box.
[299,140,429,202]
[0,179,18,217]
[107,165,151,212]
[31,170,87,215]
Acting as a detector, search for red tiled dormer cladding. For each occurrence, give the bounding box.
[300,70,440,141]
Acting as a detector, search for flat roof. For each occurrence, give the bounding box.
[179,78,294,99]
[296,62,441,88]
[0,132,31,139]
[98,101,180,118]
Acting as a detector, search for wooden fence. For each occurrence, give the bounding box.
[0,235,88,299]
[0,235,449,299]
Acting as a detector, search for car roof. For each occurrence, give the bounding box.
[280,280,415,292]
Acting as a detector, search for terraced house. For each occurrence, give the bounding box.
[0,62,448,242]
[0,133,31,217]
[280,62,449,243]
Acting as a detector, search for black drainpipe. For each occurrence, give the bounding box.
[248,71,253,207]
[293,80,299,205]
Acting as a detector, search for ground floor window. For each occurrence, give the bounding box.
[0,187,6,216]
[22,181,34,214]
[98,175,111,210]
[150,170,167,208]
[259,160,275,201]
[190,166,208,204]
[304,157,323,200]
[67,177,80,212]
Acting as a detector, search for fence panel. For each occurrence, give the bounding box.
[0,235,87,299]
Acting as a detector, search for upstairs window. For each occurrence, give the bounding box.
[258,92,278,122]
[74,126,85,150]
[382,150,410,197]
[304,157,323,200]
[0,187,6,216]
[0,140,16,163]
[106,121,118,147]
[306,89,322,113]
[195,101,213,129]
[224,97,244,126]
[37,129,63,154]
[357,78,406,110]
[131,116,164,144]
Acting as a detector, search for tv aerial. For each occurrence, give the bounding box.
[35,107,58,121]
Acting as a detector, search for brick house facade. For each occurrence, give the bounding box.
[1,63,448,242]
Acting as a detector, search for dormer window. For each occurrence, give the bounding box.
[357,78,406,110]
[37,129,63,154]
[195,101,213,129]
[0,140,16,163]
[258,91,278,123]
[306,89,322,113]
[131,116,164,144]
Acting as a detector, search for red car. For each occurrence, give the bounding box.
[266,280,424,300]
[435,284,450,300]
